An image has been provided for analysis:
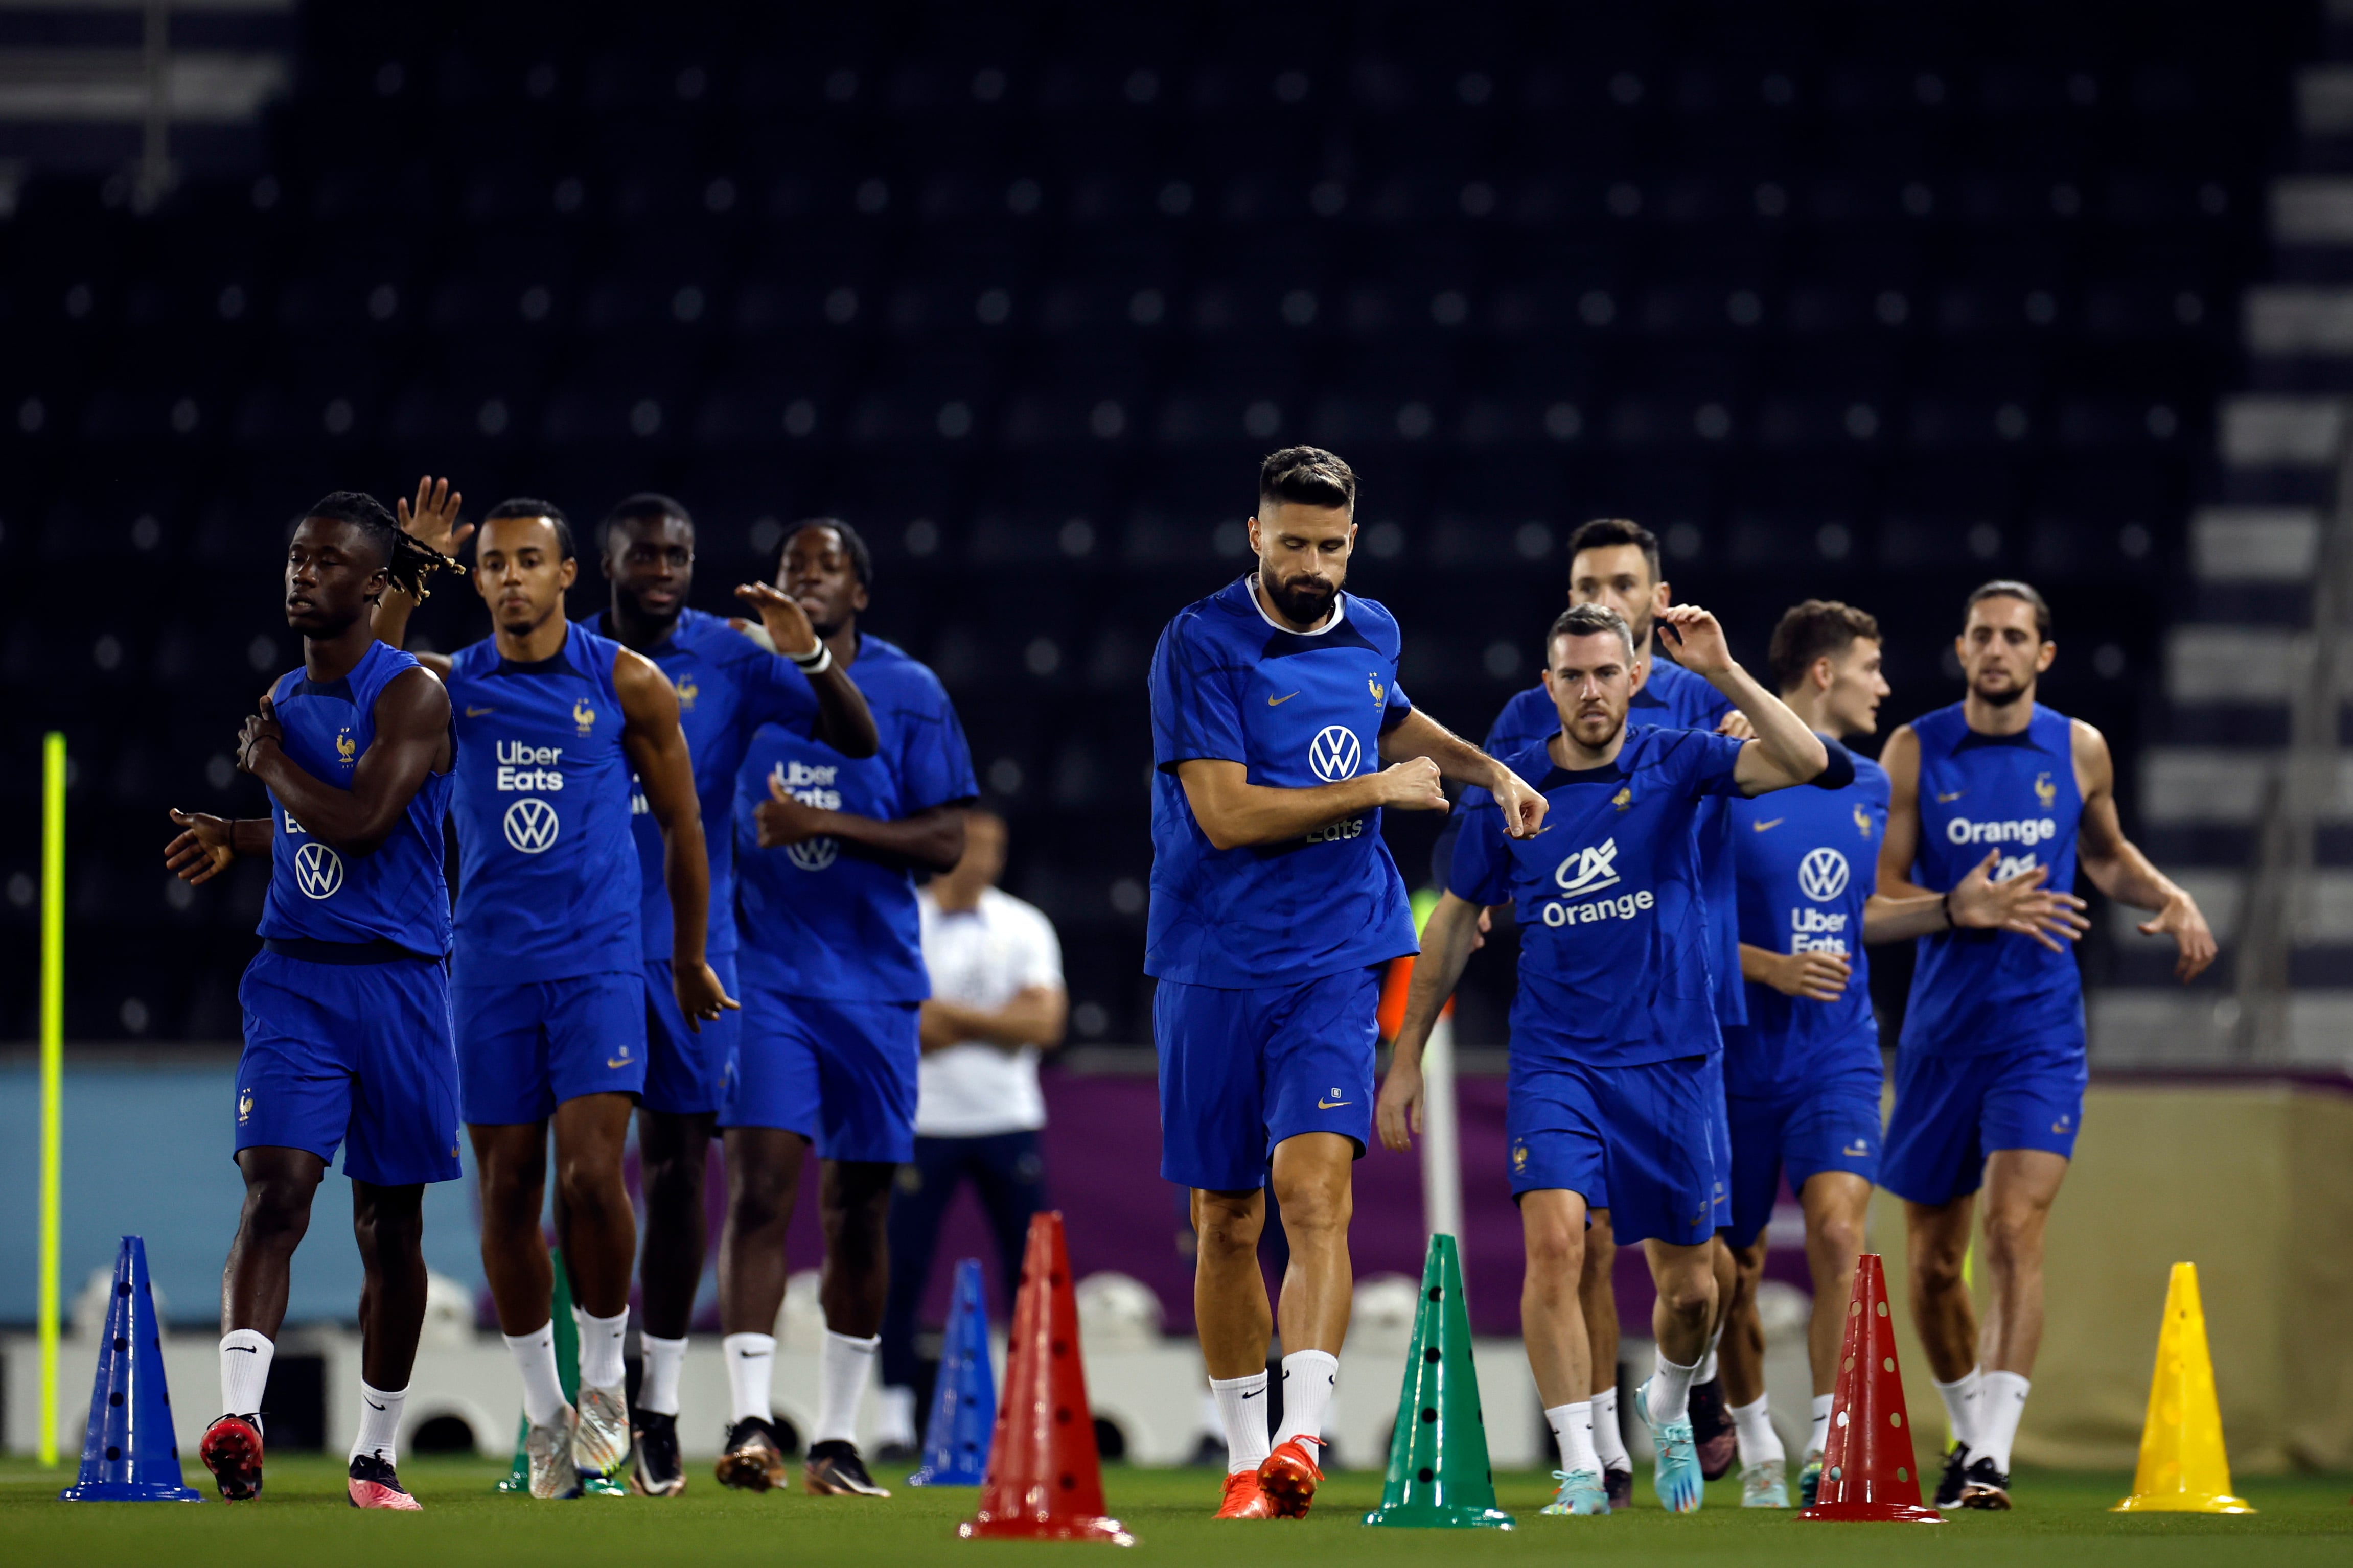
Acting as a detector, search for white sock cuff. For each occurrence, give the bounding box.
[502,1320,556,1349]
[824,1329,881,1352]
[1209,1370,1268,1391]
[724,1331,777,1354]
[1281,1349,1339,1374]
[222,1328,272,1350]
[1728,1393,1768,1416]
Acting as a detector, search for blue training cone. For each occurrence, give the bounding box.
[907,1257,996,1486]
[60,1236,203,1502]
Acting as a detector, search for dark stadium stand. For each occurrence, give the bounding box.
[0,2,2316,1046]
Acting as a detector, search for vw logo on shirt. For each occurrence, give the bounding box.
[1308,725,1362,782]
[502,796,562,854]
[293,840,343,899]
[787,837,840,872]
[1798,847,1851,902]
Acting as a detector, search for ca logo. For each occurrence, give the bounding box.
[1308,726,1361,782]
[503,797,561,854]
[1798,847,1850,902]
[788,837,839,872]
[1554,838,1621,896]
[293,840,343,899]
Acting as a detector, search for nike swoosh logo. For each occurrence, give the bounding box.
[226,1345,258,1354]
[1267,691,1299,705]
[1240,1389,1263,1399]
[365,1399,386,1411]
[1752,818,1784,832]
[466,705,496,717]
[607,1056,633,1068]
[1318,1097,1352,1109]
[737,1349,763,1359]
[1936,790,1965,803]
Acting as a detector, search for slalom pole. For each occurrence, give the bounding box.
[38,732,65,1467]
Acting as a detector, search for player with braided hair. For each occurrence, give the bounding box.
[164,489,465,1509]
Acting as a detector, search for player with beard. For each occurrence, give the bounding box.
[1148,447,1546,1520]
[166,492,462,1508]
[714,519,978,1499]
[375,486,730,1499]
[1878,581,2213,1510]
[581,494,875,1494]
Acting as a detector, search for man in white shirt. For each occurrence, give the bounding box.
[875,809,1068,1458]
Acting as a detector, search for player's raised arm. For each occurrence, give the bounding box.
[1374,890,1489,1152]
[733,579,879,759]
[617,647,736,1027]
[2071,718,2216,981]
[370,474,468,677]
[1654,604,1829,792]
[1380,708,1547,838]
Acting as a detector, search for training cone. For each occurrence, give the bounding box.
[958,1212,1132,1544]
[497,1246,627,1496]
[910,1258,996,1486]
[1363,1233,1513,1530]
[60,1235,203,1502]
[2112,1263,2254,1514]
[1801,1253,1940,1524]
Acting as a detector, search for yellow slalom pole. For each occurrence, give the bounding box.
[38,732,65,1467]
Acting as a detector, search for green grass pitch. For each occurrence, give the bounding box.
[5,1459,2346,1566]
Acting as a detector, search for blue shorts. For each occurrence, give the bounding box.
[452,972,647,1125]
[236,949,462,1187]
[1703,1051,1732,1230]
[1880,1035,2086,1206]
[1725,1061,1885,1248]
[1155,967,1379,1192]
[722,982,918,1163]
[1506,1052,1720,1247]
[640,951,740,1117]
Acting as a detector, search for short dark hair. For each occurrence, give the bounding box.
[1769,600,1882,691]
[1258,446,1357,512]
[484,497,575,560]
[1965,578,2051,639]
[602,492,693,553]
[1548,602,1636,662]
[298,490,464,602]
[788,516,873,591]
[1565,517,1662,585]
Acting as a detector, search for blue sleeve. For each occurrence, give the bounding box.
[732,643,820,736]
[1445,799,1515,907]
[899,682,980,815]
[1666,731,1749,799]
[1150,616,1247,770]
[1380,671,1413,733]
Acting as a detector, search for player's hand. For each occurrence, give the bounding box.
[756,778,832,846]
[1375,1056,1424,1153]
[1489,768,1548,839]
[1655,604,1733,676]
[396,474,471,559]
[1948,853,2090,953]
[2141,894,2218,983]
[236,696,283,774]
[164,808,236,884]
[671,958,739,1033]
[1469,905,1492,954]
[1759,948,1852,1002]
[734,582,822,661]
[1376,756,1447,812]
[1716,709,1758,741]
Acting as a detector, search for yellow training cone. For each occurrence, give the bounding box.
[2112,1262,2253,1514]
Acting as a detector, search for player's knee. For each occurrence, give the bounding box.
[1656,1263,1716,1322]
[1193,1200,1262,1260]
[1524,1218,1585,1279]
[1980,1208,2043,1271]
[241,1186,313,1247]
[1910,1244,1966,1297]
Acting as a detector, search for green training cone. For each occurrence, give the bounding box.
[497,1246,628,1496]
[1363,1234,1514,1530]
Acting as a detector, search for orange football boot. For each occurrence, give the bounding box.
[1257,1435,1325,1518]
[1215,1469,1278,1518]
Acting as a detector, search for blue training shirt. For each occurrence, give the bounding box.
[1450,725,1746,1066]
[590,607,821,960]
[1484,653,1745,1029]
[1146,576,1420,989]
[1723,743,1889,1097]
[257,639,453,957]
[443,621,641,988]
[733,634,977,1003]
[1899,702,2086,1055]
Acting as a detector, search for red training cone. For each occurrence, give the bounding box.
[1801,1253,1941,1524]
[958,1212,1133,1545]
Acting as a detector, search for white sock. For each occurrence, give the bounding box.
[351,1380,405,1462]
[503,1322,568,1427]
[1547,1400,1600,1475]
[1934,1365,1984,1452]
[1591,1385,1629,1470]
[639,1334,687,1417]
[1809,1393,1833,1458]
[723,1332,776,1425]
[574,1305,628,1391]
[1647,1349,1700,1425]
[815,1329,879,1445]
[219,1329,273,1420]
[1209,1371,1272,1475]
[1697,1318,1725,1384]
[878,1384,919,1448]
[1978,1371,2030,1472]
[1272,1349,1339,1449]
[1731,1394,1783,1467]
